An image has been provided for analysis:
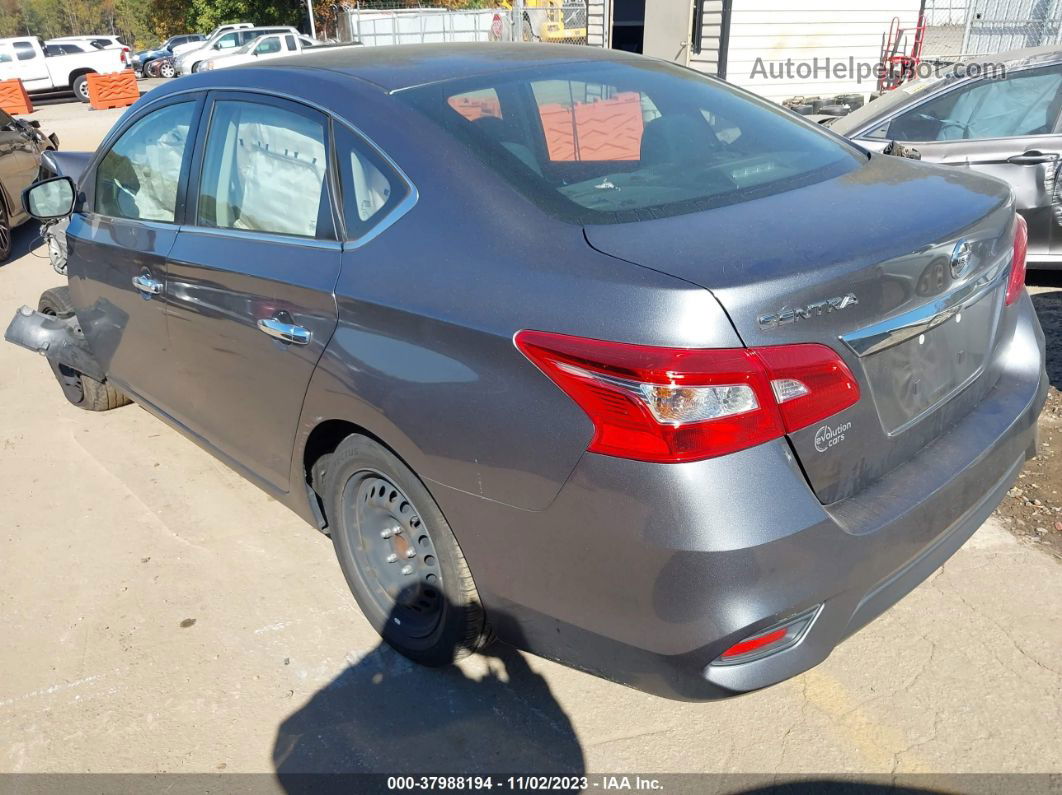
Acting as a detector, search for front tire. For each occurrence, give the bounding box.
[190,61,203,74]
[159,61,175,78]
[72,74,90,103]
[37,287,131,411]
[324,434,491,666]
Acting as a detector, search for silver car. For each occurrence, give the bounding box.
[831,46,1062,268]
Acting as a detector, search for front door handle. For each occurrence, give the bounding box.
[257,316,312,345]
[1007,150,1060,165]
[132,273,163,296]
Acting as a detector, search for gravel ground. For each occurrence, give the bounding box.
[997,274,1062,559]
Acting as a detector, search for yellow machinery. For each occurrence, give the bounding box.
[502,0,588,43]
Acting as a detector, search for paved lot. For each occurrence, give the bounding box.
[1,94,1061,781]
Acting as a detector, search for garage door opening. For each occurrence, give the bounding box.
[612,0,645,53]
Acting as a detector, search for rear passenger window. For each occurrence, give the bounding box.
[334,124,408,239]
[197,99,331,238]
[95,102,194,222]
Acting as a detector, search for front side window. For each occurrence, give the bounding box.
[197,99,330,238]
[95,102,195,222]
[888,67,1062,142]
[256,37,282,55]
[401,60,859,224]
[335,124,408,238]
[215,33,239,50]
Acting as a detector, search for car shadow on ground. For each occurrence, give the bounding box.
[1028,271,1062,389]
[1,221,44,267]
[272,609,585,784]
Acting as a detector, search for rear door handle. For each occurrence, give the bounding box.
[257,316,312,345]
[131,273,163,296]
[1006,150,1060,165]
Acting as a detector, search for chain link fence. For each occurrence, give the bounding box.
[922,0,1062,62]
[339,1,589,47]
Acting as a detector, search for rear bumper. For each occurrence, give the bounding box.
[432,293,1047,700]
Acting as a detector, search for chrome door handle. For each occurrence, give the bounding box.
[257,317,312,345]
[132,273,163,296]
[1007,150,1060,165]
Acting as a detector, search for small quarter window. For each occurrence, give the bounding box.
[197,99,331,238]
[95,102,195,222]
[335,124,408,239]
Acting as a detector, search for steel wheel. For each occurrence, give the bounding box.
[342,472,444,640]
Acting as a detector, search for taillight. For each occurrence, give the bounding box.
[1006,213,1028,306]
[514,331,859,463]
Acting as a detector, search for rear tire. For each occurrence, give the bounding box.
[72,74,90,103]
[159,61,175,78]
[0,202,11,263]
[324,434,491,666]
[37,287,131,411]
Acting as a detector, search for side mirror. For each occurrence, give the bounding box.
[23,176,75,221]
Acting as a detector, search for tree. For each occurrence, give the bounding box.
[190,0,304,32]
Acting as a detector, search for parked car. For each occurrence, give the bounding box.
[6,45,1047,700]
[132,34,206,76]
[43,40,98,55]
[0,36,127,102]
[201,32,321,70]
[50,35,129,51]
[829,46,1062,269]
[170,23,253,61]
[0,107,57,261]
[175,25,300,74]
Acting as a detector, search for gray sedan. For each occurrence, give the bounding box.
[6,44,1048,700]
[831,46,1062,268]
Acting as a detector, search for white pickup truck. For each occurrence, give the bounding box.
[201,32,323,71]
[0,37,128,102]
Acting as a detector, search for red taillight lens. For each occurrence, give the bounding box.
[514,331,859,463]
[754,344,861,433]
[1006,214,1028,306]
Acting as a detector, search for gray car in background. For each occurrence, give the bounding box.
[831,46,1062,268]
[7,45,1047,700]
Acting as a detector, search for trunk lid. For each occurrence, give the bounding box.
[584,155,1016,504]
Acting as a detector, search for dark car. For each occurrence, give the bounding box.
[0,107,57,261]
[6,45,1047,700]
[133,34,206,77]
[830,46,1062,269]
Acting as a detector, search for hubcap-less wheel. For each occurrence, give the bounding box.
[160,62,175,78]
[343,473,443,639]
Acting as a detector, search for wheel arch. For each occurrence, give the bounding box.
[68,67,96,83]
[298,417,430,534]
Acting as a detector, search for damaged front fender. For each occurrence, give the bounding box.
[4,306,106,382]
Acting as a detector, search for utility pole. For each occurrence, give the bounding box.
[307,0,318,40]
[514,0,524,41]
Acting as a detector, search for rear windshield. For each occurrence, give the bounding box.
[399,60,862,224]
